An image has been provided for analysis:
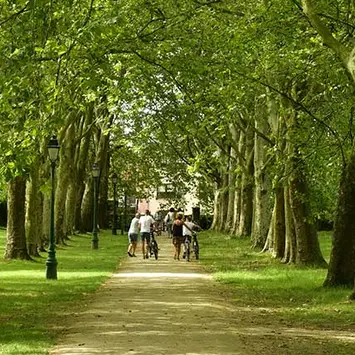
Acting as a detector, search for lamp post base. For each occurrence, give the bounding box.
[92,233,99,249]
[46,260,58,280]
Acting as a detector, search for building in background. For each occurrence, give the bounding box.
[137,180,199,216]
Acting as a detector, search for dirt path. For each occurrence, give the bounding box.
[50,235,355,355]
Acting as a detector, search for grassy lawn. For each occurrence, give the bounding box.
[198,230,355,330]
[1,228,355,354]
[0,229,127,355]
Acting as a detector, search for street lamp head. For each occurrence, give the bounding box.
[92,163,100,178]
[47,136,60,163]
[112,173,118,184]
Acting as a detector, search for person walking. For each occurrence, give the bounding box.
[139,210,155,259]
[127,212,140,257]
[183,215,201,261]
[164,207,175,238]
[172,213,192,260]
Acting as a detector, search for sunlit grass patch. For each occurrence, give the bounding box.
[198,229,355,329]
[0,229,127,355]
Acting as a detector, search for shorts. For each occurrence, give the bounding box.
[141,232,151,243]
[128,233,138,243]
[172,235,184,246]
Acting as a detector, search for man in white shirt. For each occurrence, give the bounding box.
[139,210,155,259]
[183,215,200,261]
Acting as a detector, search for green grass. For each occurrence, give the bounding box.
[198,230,355,330]
[1,228,354,354]
[0,229,127,355]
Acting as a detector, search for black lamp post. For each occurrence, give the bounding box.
[112,173,118,235]
[46,135,60,280]
[92,163,100,249]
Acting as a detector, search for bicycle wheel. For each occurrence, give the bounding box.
[193,243,199,260]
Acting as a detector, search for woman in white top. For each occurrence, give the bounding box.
[128,213,140,257]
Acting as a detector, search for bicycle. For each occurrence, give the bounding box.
[184,232,199,261]
[149,230,159,260]
[192,232,199,260]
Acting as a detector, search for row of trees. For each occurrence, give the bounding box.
[2,1,355,295]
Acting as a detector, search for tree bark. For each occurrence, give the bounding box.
[55,122,76,244]
[75,107,94,232]
[271,187,285,259]
[211,180,222,231]
[325,153,355,286]
[283,186,297,263]
[252,97,272,248]
[238,126,254,237]
[26,159,42,257]
[4,176,31,260]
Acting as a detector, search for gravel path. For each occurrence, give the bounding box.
[49,235,355,355]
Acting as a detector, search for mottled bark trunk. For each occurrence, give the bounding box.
[225,156,236,233]
[238,130,254,237]
[95,115,113,230]
[211,180,222,231]
[218,162,230,232]
[263,201,275,252]
[226,124,239,233]
[81,180,94,232]
[282,186,296,263]
[55,123,76,244]
[65,182,76,236]
[4,176,31,260]
[325,154,355,286]
[75,109,94,232]
[286,100,326,267]
[272,187,285,259]
[289,171,326,266]
[26,160,42,257]
[252,100,271,249]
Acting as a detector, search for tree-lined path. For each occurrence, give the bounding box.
[49,235,355,355]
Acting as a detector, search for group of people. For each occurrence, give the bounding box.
[127,207,200,260]
[127,210,155,259]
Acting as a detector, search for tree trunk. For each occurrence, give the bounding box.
[225,155,236,233]
[325,153,355,286]
[211,180,222,230]
[95,114,114,230]
[282,186,297,263]
[238,127,254,237]
[75,107,94,232]
[252,98,272,248]
[218,155,230,232]
[226,124,239,233]
[26,160,42,257]
[81,180,94,232]
[4,176,31,260]
[55,122,76,244]
[272,187,285,259]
